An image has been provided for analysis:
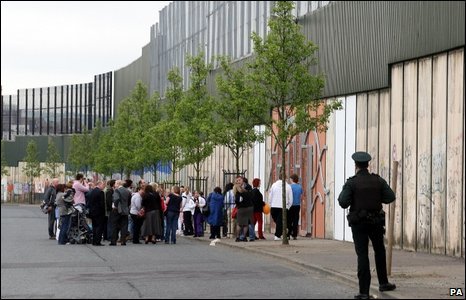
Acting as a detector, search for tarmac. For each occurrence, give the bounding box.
[192,232,465,299]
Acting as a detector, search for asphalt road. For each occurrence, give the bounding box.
[1,205,355,299]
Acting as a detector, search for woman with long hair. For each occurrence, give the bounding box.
[165,186,183,244]
[233,176,254,242]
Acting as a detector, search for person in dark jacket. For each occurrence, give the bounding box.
[110,180,131,246]
[207,187,224,239]
[250,178,265,240]
[233,176,254,242]
[165,186,183,244]
[103,179,115,241]
[44,178,59,240]
[338,151,396,299]
[141,185,162,244]
[88,181,106,246]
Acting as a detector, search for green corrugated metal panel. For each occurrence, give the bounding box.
[2,135,72,167]
[302,1,465,97]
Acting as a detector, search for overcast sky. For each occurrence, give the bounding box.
[1,1,171,95]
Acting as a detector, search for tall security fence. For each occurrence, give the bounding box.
[1,72,112,141]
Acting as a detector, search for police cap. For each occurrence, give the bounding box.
[351,151,372,163]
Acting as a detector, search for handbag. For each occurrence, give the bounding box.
[232,207,238,219]
[202,205,210,217]
[263,203,271,215]
[137,207,145,218]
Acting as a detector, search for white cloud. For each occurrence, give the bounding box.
[1,1,171,95]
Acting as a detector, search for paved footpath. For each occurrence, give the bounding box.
[193,232,465,299]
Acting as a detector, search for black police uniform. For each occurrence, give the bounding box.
[338,152,396,299]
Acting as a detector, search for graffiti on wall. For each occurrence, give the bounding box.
[306,130,330,216]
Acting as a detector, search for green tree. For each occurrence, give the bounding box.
[43,138,63,178]
[112,81,162,178]
[137,86,162,180]
[93,122,117,178]
[149,68,185,182]
[68,130,92,176]
[22,140,42,203]
[216,55,265,173]
[108,94,135,178]
[248,1,341,244]
[88,119,113,180]
[1,141,9,177]
[176,50,217,191]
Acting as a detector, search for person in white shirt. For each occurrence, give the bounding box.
[181,187,195,236]
[177,186,185,235]
[268,173,293,240]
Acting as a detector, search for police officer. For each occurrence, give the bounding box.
[338,151,397,299]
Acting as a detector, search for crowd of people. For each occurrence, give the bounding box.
[42,173,305,246]
[40,151,397,299]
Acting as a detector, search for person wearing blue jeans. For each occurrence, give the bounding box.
[56,184,73,245]
[248,222,256,241]
[165,211,179,244]
[164,187,182,244]
[58,214,71,244]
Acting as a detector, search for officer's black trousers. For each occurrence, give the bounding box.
[351,222,389,294]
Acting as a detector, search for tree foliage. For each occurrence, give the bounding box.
[22,140,42,180]
[176,50,217,190]
[43,138,63,178]
[68,129,92,175]
[93,122,116,178]
[248,1,341,244]
[215,55,266,172]
[137,85,162,179]
[22,140,42,202]
[148,68,185,182]
[95,81,162,179]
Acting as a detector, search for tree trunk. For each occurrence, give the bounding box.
[195,161,200,191]
[30,178,34,204]
[236,144,240,174]
[172,159,176,183]
[281,139,289,245]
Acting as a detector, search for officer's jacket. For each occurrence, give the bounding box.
[338,169,395,212]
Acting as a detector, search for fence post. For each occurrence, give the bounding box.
[387,160,398,276]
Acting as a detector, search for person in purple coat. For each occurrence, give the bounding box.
[207,187,224,239]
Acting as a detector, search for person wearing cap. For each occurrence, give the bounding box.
[338,151,397,299]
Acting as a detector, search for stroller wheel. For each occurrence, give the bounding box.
[68,227,79,244]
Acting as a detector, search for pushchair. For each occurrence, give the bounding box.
[67,203,93,244]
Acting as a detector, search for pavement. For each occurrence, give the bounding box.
[191,232,465,299]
